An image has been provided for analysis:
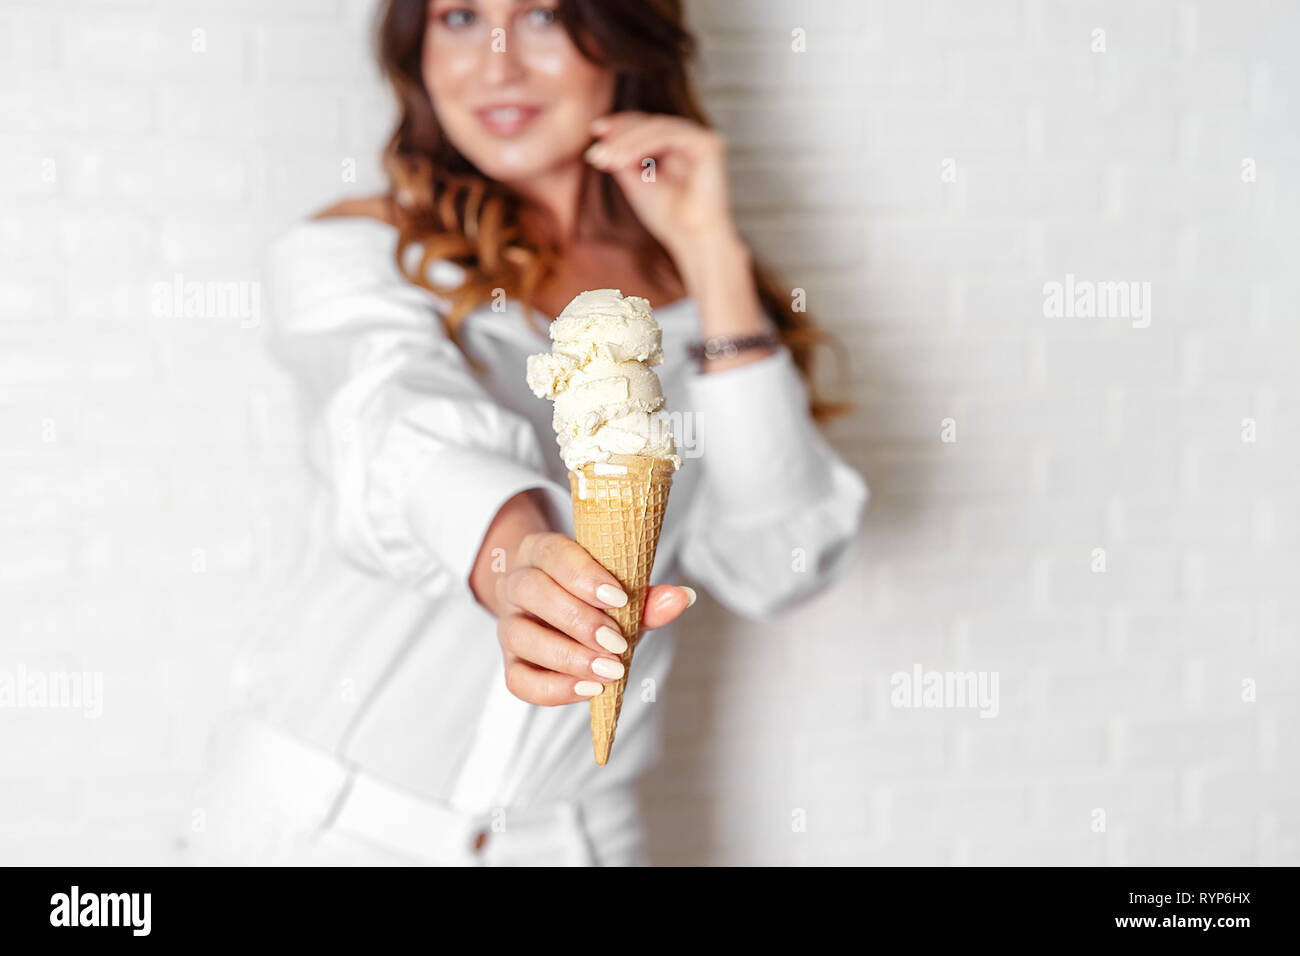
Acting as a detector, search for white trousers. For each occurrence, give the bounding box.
[188,715,648,867]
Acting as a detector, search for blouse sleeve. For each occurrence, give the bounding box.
[261,219,571,600]
[676,345,869,621]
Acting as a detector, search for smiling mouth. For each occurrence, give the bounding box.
[474,106,543,137]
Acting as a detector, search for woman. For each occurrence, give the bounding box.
[198,0,868,866]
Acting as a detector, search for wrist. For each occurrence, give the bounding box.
[688,329,783,364]
[671,227,750,291]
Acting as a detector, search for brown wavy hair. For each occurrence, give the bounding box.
[376,0,849,419]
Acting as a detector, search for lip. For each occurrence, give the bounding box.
[473,104,543,137]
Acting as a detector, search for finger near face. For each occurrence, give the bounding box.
[500,613,625,680]
[591,129,664,170]
[590,110,647,136]
[504,657,605,707]
[592,116,695,168]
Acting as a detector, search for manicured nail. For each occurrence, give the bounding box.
[681,586,697,608]
[595,625,628,654]
[596,584,627,607]
[584,143,607,165]
[574,681,603,697]
[591,658,625,679]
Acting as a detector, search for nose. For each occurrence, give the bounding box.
[481,23,526,86]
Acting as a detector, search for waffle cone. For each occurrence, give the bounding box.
[568,453,675,766]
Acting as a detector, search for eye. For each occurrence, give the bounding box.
[438,7,476,29]
[524,6,557,28]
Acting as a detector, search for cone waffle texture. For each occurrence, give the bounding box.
[568,453,674,766]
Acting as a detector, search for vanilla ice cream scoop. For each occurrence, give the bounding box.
[526,289,682,472]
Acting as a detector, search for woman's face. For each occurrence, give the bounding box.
[422,0,616,184]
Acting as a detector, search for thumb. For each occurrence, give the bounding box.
[606,158,658,202]
[642,585,697,629]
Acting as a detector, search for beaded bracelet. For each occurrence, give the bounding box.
[686,329,783,365]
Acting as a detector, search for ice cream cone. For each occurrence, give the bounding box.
[568,453,674,766]
[526,289,683,765]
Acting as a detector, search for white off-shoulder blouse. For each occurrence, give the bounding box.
[234,215,869,816]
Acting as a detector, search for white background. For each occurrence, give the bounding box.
[1,0,1296,865]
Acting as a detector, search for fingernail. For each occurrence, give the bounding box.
[585,143,607,164]
[591,658,625,679]
[596,584,627,607]
[574,681,603,697]
[595,625,628,654]
[682,586,697,608]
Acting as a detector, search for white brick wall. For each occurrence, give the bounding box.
[1,0,1295,865]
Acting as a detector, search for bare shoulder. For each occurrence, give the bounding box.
[311,195,398,225]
